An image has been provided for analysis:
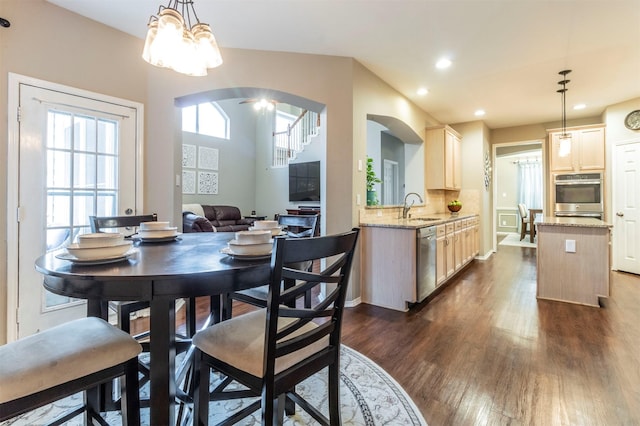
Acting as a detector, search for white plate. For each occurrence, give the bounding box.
[133,235,181,243]
[65,241,133,260]
[56,249,136,265]
[77,232,124,248]
[227,241,273,255]
[248,226,282,236]
[136,229,179,239]
[139,221,171,231]
[220,247,272,261]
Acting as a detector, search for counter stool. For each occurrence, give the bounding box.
[0,317,142,425]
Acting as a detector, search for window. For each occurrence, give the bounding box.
[182,101,230,139]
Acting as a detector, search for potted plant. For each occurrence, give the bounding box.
[366,157,382,206]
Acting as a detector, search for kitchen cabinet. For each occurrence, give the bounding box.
[454,220,463,271]
[361,214,478,312]
[537,217,611,307]
[549,125,605,173]
[425,125,462,190]
[361,226,417,311]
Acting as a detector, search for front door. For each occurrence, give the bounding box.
[613,141,640,274]
[11,77,142,339]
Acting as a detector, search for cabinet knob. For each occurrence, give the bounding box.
[616,212,624,217]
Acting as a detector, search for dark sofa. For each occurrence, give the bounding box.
[182,204,256,233]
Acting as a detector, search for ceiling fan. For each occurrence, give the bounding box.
[239,98,279,111]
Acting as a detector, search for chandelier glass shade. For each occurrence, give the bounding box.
[142,0,222,76]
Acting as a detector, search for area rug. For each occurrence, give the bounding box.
[2,345,427,426]
[498,232,537,248]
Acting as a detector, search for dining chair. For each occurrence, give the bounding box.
[90,214,202,393]
[192,228,359,425]
[0,317,141,425]
[517,203,532,241]
[90,214,162,341]
[221,214,320,321]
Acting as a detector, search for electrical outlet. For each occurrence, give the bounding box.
[565,239,576,253]
[356,194,361,205]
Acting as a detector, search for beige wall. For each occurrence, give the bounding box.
[0,0,439,338]
[3,0,638,343]
[0,0,148,343]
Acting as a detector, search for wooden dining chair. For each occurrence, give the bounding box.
[517,203,532,241]
[90,214,161,340]
[192,228,359,425]
[0,317,141,425]
[221,214,320,321]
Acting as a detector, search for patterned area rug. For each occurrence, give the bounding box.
[498,232,537,248]
[2,346,427,426]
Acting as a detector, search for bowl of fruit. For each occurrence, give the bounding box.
[447,200,462,213]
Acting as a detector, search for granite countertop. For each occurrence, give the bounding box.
[360,212,478,229]
[536,216,612,228]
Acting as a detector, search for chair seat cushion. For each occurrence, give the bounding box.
[193,309,327,378]
[0,317,141,403]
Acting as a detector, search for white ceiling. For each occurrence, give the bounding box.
[46,0,640,129]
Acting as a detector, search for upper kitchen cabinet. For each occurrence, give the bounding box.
[548,124,605,173]
[425,125,462,190]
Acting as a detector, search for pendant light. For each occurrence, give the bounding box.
[557,70,572,157]
[142,0,223,77]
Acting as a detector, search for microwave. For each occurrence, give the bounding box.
[554,172,603,218]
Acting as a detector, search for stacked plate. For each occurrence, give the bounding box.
[249,220,283,236]
[136,221,180,242]
[57,233,134,265]
[222,230,273,260]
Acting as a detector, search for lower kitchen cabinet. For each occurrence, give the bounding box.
[436,217,478,287]
[361,214,479,312]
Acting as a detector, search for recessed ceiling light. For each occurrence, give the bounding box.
[474,109,485,117]
[435,58,452,69]
[417,87,429,96]
[573,103,586,110]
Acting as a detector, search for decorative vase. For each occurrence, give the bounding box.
[366,190,377,206]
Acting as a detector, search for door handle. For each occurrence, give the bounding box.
[125,208,133,215]
[616,212,624,217]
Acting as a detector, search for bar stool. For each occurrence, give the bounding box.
[0,317,142,425]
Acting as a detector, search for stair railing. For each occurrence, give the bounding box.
[272,110,320,167]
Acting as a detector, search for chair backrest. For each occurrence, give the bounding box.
[263,228,359,380]
[90,214,158,233]
[517,204,527,219]
[277,214,319,238]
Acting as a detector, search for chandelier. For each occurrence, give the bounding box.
[142,0,223,76]
[557,70,572,157]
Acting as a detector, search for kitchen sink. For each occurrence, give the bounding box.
[409,217,439,222]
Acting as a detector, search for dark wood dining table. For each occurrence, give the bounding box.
[35,232,271,426]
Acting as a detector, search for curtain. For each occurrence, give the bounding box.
[517,162,543,209]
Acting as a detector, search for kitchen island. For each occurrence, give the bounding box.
[536,216,612,307]
[360,212,478,311]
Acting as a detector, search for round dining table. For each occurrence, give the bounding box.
[35,232,272,426]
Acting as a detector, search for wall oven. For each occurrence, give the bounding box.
[554,172,603,218]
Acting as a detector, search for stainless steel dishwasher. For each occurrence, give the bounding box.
[416,226,437,302]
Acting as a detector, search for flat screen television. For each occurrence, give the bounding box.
[289,161,321,202]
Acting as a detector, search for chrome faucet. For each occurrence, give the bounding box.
[402,192,423,218]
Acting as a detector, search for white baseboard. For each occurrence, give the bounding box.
[345,297,361,308]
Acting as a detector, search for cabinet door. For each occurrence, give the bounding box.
[578,127,605,170]
[454,229,463,271]
[436,236,447,285]
[445,235,455,277]
[453,133,461,189]
[550,132,575,172]
[444,131,456,189]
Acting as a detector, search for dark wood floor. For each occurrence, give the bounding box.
[141,242,640,425]
[342,243,640,426]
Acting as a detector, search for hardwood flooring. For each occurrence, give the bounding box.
[341,244,640,426]
[135,243,640,425]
